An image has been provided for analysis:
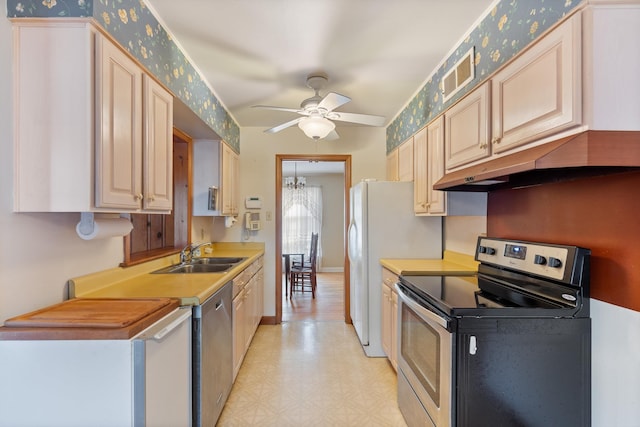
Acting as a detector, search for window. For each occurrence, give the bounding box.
[282,186,322,263]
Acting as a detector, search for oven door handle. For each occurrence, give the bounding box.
[395,283,449,330]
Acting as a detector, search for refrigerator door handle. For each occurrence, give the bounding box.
[347,220,356,263]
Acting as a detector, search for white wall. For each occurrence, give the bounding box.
[443,216,486,255]
[211,126,387,316]
[0,17,124,322]
[591,300,640,427]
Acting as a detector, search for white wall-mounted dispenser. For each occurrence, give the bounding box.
[75,212,133,240]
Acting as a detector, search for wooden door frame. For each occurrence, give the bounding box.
[275,154,352,324]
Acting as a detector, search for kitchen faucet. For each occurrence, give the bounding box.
[180,242,212,264]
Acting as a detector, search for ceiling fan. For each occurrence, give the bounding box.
[252,73,385,140]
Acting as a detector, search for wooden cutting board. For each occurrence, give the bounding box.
[0,298,181,340]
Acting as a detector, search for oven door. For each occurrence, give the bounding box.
[396,284,453,427]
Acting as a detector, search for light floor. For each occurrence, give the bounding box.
[217,273,407,426]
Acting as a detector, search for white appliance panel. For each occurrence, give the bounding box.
[0,307,192,427]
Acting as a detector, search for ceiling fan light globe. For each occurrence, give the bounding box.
[298,116,335,140]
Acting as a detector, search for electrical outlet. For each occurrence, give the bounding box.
[266,211,272,221]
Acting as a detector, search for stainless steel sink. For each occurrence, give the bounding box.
[152,263,234,274]
[151,257,247,274]
[190,257,246,265]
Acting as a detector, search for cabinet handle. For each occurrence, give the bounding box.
[134,193,143,201]
[492,137,501,145]
[148,194,155,202]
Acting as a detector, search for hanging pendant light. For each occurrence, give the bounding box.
[285,162,306,190]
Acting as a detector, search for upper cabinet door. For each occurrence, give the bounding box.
[221,143,240,216]
[386,149,399,181]
[413,128,428,213]
[444,82,491,170]
[143,75,174,211]
[491,14,581,154]
[95,34,143,210]
[426,116,446,215]
[398,138,414,182]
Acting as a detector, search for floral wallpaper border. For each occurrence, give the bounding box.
[386,0,580,153]
[6,0,240,152]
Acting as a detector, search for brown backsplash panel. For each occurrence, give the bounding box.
[487,170,640,312]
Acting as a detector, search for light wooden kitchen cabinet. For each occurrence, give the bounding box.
[444,14,582,173]
[414,119,446,215]
[387,137,413,182]
[444,81,491,170]
[398,138,414,182]
[386,148,399,181]
[232,256,264,380]
[142,76,174,211]
[413,128,429,213]
[491,13,581,154]
[192,139,239,216]
[415,116,487,215]
[221,143,240,216]
[381,267,399,371]
[96,39,173,211]
[13,21,173,213]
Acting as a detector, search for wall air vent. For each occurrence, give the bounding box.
[442,47,475,102]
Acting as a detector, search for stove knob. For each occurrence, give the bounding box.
[478,246,487,254]
[548,257,563,268]
[486,247,496,255]
[534,255,547,265]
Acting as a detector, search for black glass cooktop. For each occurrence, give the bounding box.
[399,274,480,314]
[398,273,585,318]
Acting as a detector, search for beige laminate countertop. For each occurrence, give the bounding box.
[69,242,265,305]
[380,250,478,276]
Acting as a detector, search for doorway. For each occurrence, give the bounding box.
[275,154,352,324]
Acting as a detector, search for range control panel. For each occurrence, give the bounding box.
[476,237,571,281]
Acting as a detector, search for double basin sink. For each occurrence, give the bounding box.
[152,257,247,274]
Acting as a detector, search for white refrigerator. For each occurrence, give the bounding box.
[348,180,442,357]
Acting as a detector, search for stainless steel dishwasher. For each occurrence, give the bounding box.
[192,280,233,427]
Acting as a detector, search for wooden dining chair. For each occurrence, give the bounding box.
[290,233,318,298]
[290,232,317,270]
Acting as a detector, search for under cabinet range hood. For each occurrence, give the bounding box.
[434,131,640,191]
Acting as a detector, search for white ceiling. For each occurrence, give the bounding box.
[145,0,495,138]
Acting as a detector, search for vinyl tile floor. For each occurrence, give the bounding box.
[216,321,407,426]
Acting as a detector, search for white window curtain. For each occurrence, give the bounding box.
[282,185,322,266]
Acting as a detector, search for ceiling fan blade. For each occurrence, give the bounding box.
[318,92,351,112]
[323,129,340,141]
[329,112,385,126]
[264,117,303,134]
[251,105,304,114]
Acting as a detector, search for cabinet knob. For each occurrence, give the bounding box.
[148,195,156,202]
[492,137,501,145]
[134,193,143,201]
